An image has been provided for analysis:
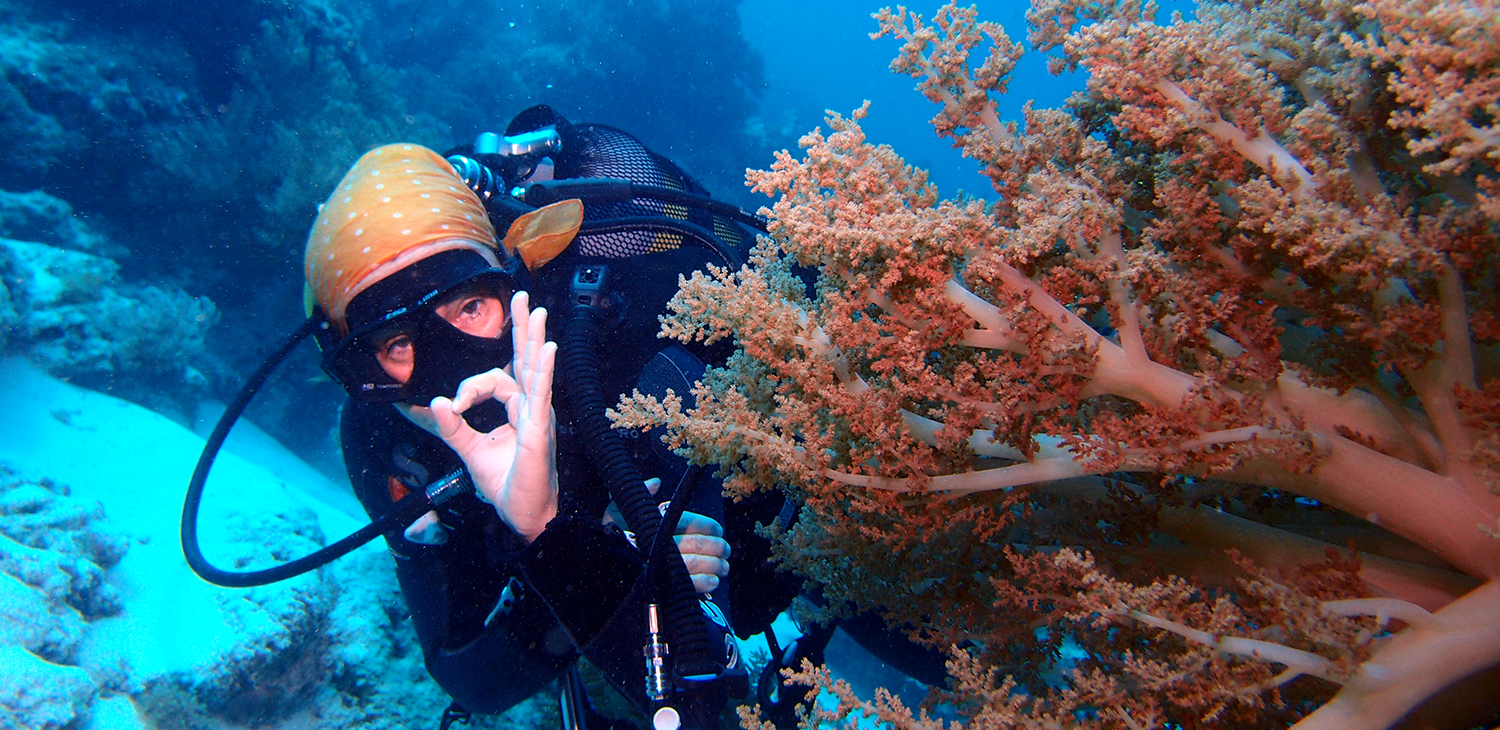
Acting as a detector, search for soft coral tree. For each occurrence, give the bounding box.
[615,1,1500,727]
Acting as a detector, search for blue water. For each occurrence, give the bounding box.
[742,0,1084,198]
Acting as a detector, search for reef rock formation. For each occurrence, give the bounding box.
[133,498,340,728]
[0,189,116,256]
[0,645,97,730]
[0,233,217,419]
[0,466,126,728]
[0,181,216,420]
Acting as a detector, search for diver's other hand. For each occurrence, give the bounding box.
[430,292,558,542]
[403,510,448,545]
[675,511,730,594]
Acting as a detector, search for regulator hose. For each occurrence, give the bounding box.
[556,304,720,678]
[181,317,472,588]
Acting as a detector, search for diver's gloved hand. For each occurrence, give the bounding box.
[429,292,559,542]
[645,477,731,594]
[675,511,731,593]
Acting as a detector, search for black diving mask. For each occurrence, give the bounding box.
[320,304,515,406]
[316,249,517,405]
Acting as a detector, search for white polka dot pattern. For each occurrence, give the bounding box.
[304,143,497,331]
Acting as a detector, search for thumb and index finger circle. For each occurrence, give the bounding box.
[429,396,478,445]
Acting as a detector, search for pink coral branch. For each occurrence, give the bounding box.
[1097,228,1153,369]
[836,426,1288,495]
[1398,259,1481,485]
[792,309,872,395]
[1321,598,1435,630]
[825,452,1092,493]
[985,249,1202,408]
[1157,506,1478,611]
[1119,607,1342,684]
[1292,580,1500,730]
[1236,433,1500,579]
[1153,80,1316,198]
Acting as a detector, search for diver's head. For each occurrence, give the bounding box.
[305,143,518,407]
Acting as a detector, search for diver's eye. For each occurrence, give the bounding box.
[378,334,414,364]
[436,293,506,337]
[444,297,487,329]
[370,330,416,383]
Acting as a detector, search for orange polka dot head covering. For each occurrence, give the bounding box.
[305,143,501,334]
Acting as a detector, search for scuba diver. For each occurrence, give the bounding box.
[303,107,796,729]
[183,105,942,729]
[172,105,777,728]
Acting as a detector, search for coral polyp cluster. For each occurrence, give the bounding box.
[615,1,1500,727]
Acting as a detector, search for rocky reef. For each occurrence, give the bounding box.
[0,234,216,418]
[0,465,127,728]
[0,379,557,730]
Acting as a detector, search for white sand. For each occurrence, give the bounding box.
[0,357,378,729]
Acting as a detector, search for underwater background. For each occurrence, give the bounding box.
[0,1,1079,727]
[0,0,1095,481]
[4,0,1499,729]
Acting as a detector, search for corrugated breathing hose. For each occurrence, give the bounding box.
[556,303,720,679]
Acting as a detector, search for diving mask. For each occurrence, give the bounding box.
[316,249,517,405]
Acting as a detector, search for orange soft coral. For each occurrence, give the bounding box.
[615,1,1500,727]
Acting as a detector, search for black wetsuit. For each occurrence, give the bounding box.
[340,109,795,717]
[342,343,792,715]
[342,399,577,712]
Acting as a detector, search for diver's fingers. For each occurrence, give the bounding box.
[505,392,523,436]
[429,396,478,445]
[675,511,726,540]
[510,291,530,378]
[508,292,547,394]
[519,306,548,394]
[451,367,508,408]
[451,368,517,412]
[525,341,557,425]
[678,545,729,594]
[675,534,731,566]
[402,510,448,545]
[644,477,662,496]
